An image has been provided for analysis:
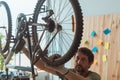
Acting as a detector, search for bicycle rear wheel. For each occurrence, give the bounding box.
[32,0,83,66]
[0,1,12,54]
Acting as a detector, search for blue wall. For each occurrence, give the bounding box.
[79,0,120,16]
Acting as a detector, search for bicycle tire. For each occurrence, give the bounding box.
[0,1,12,54]
[32,0,83,66]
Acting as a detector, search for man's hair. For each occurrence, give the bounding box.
[77,47,94,63]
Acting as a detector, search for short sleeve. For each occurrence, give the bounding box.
[87,72,101,80]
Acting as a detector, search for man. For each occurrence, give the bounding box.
[22,47,101,80]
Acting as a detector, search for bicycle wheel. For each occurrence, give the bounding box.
[0,1,12,54]
[32,0,83,66]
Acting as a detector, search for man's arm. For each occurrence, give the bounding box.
[65,70,90,80]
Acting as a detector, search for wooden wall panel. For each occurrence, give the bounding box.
[79,14,120,80]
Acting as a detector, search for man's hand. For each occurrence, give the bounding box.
[45,54,69,75]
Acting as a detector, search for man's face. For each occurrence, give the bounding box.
[74,52,91,74]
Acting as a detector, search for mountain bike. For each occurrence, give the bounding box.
[0,0,83,68]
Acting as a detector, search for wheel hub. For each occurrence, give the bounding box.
[47,19,62,33]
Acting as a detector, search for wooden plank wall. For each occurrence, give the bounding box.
[79,14,120,80]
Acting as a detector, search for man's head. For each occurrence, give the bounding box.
[74,47,94,74]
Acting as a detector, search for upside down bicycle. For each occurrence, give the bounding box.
[0,0,83,79]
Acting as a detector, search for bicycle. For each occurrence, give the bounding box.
[0,0,83,78]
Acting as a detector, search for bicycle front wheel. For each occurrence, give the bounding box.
[32,0,83,66]
[0,1,12,54]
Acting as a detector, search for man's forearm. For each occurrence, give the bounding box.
[35,60,56,74]
[64,70,89,80]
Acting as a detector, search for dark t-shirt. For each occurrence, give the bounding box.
[86,71,101,80]
[58,69,101,80]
